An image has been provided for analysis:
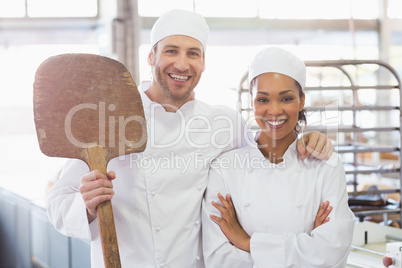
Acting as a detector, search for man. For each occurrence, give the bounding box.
[46,9,333,267]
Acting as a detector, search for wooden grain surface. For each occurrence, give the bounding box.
[33,53,147,267]
[33,53,147,163]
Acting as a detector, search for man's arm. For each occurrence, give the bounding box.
[46,159,116,240]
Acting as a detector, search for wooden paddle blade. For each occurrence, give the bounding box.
[33,53,147,165]
[33,53,147,268]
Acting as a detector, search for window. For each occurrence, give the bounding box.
[388,0,402,19]
[138,0,380,19]
[259,0,379,19]
[138,0,193,17]
[194,0,258,18]
[0,0,98,18]
[0,0,25,17]
[28,0,98,17]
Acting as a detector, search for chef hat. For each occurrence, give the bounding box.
[248,47,306,89]
[150,9,210,50]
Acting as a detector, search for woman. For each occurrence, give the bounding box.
[202,47,355,268]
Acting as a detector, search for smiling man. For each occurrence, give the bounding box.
[46,9,334,268]
[146,36,205,109]
[145,10,208,112]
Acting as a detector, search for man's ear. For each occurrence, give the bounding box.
[147,50,154,67]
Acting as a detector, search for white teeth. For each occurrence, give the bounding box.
[169,74,189,81]
[267,119,286,126]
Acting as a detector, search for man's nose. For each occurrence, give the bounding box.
[174,54,190,71]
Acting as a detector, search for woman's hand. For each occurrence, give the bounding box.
[210,193,251,252]
[314,201,333,229]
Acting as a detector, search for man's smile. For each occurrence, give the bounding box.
[168,73,191,82]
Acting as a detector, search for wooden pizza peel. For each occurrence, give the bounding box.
[33,53,147,268]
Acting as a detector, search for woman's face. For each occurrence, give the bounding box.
[251,72,305,144]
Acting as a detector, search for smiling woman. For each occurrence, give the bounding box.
[251,72,305,157]
[202,47,355,268]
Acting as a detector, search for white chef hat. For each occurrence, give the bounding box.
[150,9,210,51]
[248,47,306,89]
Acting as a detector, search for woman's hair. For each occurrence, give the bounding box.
[250,77,307,133]
[294,81,307,132]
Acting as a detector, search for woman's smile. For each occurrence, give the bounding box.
[263,118,287,129]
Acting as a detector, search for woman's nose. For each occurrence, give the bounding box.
[268,101,283,115]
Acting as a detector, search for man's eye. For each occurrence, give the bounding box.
[190,52,200,56]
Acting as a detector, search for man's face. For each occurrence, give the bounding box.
[148,35,206,104]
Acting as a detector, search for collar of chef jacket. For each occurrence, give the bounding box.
[252,131,340,169]
[138,81,197,115]
[251,130,300,168]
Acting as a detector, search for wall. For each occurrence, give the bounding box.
[0,188,90,268]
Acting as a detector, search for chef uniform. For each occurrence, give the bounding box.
[202,47,355,268]
[46,9,248,268]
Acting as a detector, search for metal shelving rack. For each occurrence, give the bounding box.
[237,60,402,226]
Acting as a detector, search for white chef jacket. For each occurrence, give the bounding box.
[46,81,249,268]
[202,137,355,268]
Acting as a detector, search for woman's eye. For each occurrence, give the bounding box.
[283,97,294,102]
[257,98,268,103]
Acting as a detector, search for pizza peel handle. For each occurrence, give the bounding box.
[33,53,147,268]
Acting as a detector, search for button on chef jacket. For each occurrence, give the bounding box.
[46,81,248,268]
[202,136,356,268]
